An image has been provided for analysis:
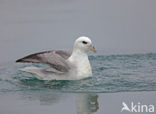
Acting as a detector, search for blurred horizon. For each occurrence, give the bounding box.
[0,0,156,62]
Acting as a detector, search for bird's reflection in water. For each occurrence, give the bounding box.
[76,94,99,114]
[37,92,62,105]
[21,91,65,105]
[18,77,99,113]
[20,90,99,113]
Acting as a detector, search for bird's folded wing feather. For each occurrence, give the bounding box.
[16,50,72,72]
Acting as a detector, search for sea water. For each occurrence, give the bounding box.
[1,53,156,93]
[0,0,156,113]
[0,53,156,114]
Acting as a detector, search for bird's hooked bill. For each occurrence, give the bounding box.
[88,45,97,53]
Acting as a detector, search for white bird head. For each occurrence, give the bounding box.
[74,36,96,53]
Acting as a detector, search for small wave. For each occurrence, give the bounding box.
[0,53,156,93]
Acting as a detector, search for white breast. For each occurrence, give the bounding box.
[76,58,92,79]
[68,54,92,79]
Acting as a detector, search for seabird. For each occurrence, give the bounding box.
[16,36,96,80]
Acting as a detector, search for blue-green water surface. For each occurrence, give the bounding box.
[0,53,156,93]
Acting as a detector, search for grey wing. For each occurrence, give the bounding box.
[16,50,72,72]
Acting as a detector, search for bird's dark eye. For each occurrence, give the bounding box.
[82,41,87,44]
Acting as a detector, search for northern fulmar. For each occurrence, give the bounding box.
[16,36,96,80]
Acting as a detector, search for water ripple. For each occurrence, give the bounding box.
[0,53,156,93]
